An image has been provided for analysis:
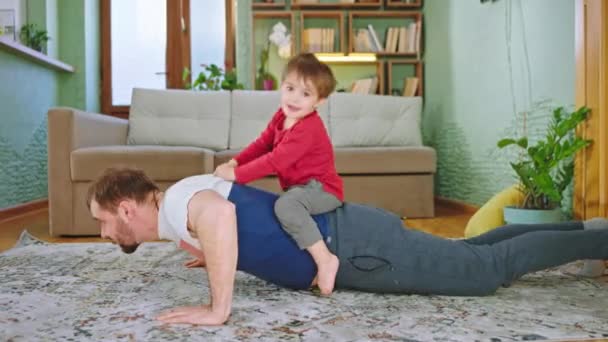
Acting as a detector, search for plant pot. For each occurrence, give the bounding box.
[262,79,274,90]
[503,206,563,225]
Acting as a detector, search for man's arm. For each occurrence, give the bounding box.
[157,190,238,325]
[180,240,206,268]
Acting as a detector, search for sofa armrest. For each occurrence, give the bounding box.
[48,107,128,236]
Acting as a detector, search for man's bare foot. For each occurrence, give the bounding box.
[317,254,339,296]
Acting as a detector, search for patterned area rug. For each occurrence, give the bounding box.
[1,231,607,342]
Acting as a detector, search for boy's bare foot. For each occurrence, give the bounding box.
[317,254,340,296]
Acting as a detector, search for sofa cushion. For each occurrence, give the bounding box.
[214,146,435,175]
[71,146,215,181]
[335,146,435,174]
[229,90,330,149]
[127,88,231,150]
[329,93,422,147]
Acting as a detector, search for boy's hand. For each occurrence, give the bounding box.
[227,159,238,167]
[214,164,236,181]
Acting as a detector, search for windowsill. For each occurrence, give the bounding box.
[0,38,74,73]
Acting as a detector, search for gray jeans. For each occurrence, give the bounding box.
[326,203,608,296]
[274,180,342,249]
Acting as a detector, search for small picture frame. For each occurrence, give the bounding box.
[0,9,16,41]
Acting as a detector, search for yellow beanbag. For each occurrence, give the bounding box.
[464,184,524,238]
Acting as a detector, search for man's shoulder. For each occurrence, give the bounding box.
[166,174,233,202]
[167,174,215,194]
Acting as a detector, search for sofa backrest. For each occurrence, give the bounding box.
[328,93,422,147]
[229,90,330,149]
[126,88,422,150]
[128,88,231,150]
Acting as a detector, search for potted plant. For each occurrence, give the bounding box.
[256,22,292,90]
[19,24,50,53]
[182,64,244,91]
[256,44,277,90]
[497,106,592,224]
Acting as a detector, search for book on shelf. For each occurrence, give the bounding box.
[367,24,383,52]
[397,26,407,53]
[351,77,378,94]
[407,22,417,53]
[304,28,335,52]
[354,29,374,52]
[402,77,419,97]
[414,20,421,54]
[382,24,419,53]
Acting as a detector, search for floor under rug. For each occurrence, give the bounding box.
[1,231,607,342]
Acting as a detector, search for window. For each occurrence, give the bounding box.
[110,0,167,106]
[101,0,233,117]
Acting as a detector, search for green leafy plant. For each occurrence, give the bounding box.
[255,43,277,90]
[497,106,592,210]
[182,64,244,91]
[19,24,50,53]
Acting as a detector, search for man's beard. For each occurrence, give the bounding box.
[116,220,139,254]
[120,243,139,254]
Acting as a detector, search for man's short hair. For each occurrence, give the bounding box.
[281,53,337,99]
[86,167,159,213]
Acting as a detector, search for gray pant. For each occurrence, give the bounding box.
[275,180,342,249]
[326,203,608,296]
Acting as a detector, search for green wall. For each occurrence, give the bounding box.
[422,0,575,208]
[0,0,100,209]
[0,51,57,208]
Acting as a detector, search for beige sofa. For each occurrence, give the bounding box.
[48,89,436,236]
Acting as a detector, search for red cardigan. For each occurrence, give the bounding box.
[234,108,343,201]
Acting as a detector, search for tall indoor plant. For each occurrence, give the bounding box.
[497,106,592,224]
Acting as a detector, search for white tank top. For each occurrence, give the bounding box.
[157,174,233,249]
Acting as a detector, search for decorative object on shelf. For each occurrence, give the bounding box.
[0,9,16,41]
[19,23,50,53]
[497,106,592,224]
[257,22,291,90]
[182,64,244,91]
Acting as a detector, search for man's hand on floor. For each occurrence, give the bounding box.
[157,304,228,325]
[184,258,206,268]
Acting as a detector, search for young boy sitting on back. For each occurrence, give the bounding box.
[213,53,343,295]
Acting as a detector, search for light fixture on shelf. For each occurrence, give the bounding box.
[314,53,377,63]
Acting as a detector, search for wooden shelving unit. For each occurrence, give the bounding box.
[324,60,384,94]
[349,11,422,58]
[252,1,287,10]
[291,0,381,9]
[387,59,423,96]
[251,0,423,96]
[300,11,345,53]
[385,0,422,8]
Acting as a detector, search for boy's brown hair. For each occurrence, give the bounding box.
[282,53,336,98]
[86,167,159,213]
